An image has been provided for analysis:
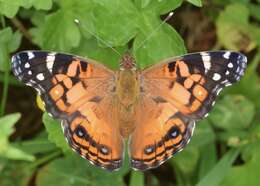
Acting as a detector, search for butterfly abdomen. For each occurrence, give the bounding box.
[116,69,139,137]
[116,69,139,106]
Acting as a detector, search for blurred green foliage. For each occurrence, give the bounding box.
[0,0,260,185]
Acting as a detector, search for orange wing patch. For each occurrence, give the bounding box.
[163,62,209,116]
[130,103,195,170]
[62,115,123,170]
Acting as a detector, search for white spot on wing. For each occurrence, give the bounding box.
[178,148,183,152]
[28,70,32,75]
[25,82,33,86]
[46,53,56,73]
[225,82,232,87]
[216,88,223,95]
[223,51,231,59]
[212,73,221,81]
[225,70,230,75]
[28,52,35,59]
[228,62,234,68]
[24,62,30,68]
[222,80,229,84]
[36,73,44,81]
[200,52,211,73]
[35,87,41,94]
[11,56,15,63]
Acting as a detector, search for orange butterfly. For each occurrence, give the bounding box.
[12,50,247,171]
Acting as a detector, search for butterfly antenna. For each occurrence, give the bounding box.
[135,12,174,51]
[74,19,122,57]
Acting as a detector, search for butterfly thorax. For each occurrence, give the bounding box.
[116,54,139,137]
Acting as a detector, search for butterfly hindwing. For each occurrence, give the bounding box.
[129,51,247,170]
[12,51,124,171]
[130,100,195,170]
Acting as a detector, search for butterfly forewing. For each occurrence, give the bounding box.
[12,51,124,171]
[142,51,247,119]
[129,51,247,170]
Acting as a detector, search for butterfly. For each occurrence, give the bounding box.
[11,50,247,171]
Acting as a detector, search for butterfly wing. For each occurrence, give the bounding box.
[129,51,247,170]
[12,51,124,171]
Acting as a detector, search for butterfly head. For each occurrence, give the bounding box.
[120,53,136,71]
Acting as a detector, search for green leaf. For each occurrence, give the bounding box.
[130,171,144,186]
[216,3,255,51]
[30,0,52,10]
[0,27,12,44]
[3,146,35,161]
[32,0,93,51]
[229,0,250,3]
[92,0,138,46]
[248,4,260,21]
[198,144,217,180]
[134,0,151,8]
[187,0,203,7]
[134,18,186,68]
[0,0,52,18]
[135,0,182,14]
[191,119,215,147]
[42,113,71,153]
[0,160,34,186]
[0,113,21,137]
[209,95,255,130]
[7,30,22,52]
[36,154,126,186]
[13,132,57,154]
[220,141,260,186]
[37,10,81,51]
[196,148,240,186]
[0,27,21,72]
[171,120,215,185]
[155,0,183,15]
[0,113,35,161]
[72,37,127,70]
[172,146,200,175]
[141,0,151,8]
[0,0,21,18]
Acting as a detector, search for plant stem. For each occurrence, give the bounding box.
[28,150,62,169]
[0,72,22,86]
[0,47,10,116]
[11,17,32,42]
[0,15,6,28]
[0,70,9,116]
[248,49,260,73]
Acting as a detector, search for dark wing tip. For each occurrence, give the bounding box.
[230,51,247,79]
